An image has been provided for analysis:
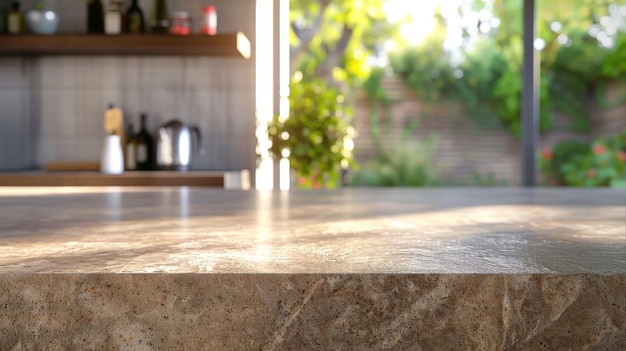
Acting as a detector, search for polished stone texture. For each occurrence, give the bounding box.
[2,274,624,350]
[0,187,625,349]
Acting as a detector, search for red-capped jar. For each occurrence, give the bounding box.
[170,11,191,35]
[201,5,217,35]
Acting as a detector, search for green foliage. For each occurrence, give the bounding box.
[349,137,439,186]
[390,42,455,103]
[390,38,554,135]
[540,130,626,187]
[350,110,439,187]
[492,71,554,135]
[285,0,400,188]
[602,34,626,79]
[34,1,45,11]
[290,0,399,86]
[548,30,626,132]
[389,10,456,104]
[268,77,355,188]
[286,0,626,188]
[539,140,589,185]
[552,30,604,82]
[363,67,391,105]
[454,40,508,127]
[388,1,625,137]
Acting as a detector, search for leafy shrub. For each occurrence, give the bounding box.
[350,137,439,187]
[350,117,439,187]
[601,33,626,79]
[390,37,555,136]
[268,76,355,188]
[539,139,589,185]
[388,7,626,137]
[540,130,626,187]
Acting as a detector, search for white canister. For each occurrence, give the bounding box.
[100,134,124,174]
[105,4,122,35]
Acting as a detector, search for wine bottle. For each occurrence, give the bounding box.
[7,1,25,35]
[150,0,169,34]
[87,0,105,34]
[125,0,146,34]
[135,114,153,171]
[125,123,138,171]
[0,5,5,34]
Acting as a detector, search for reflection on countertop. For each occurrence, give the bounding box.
[0,187,623,274]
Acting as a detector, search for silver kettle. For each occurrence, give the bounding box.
[156,120,204,170]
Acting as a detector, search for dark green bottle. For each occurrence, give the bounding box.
[135,114,153,171]
[125,123,138,171]
[7,1,26,35]
[87,0,104,34]
[151,0,169,34]
[125,0,145,34]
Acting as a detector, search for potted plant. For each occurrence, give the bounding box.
[268,75,356,188]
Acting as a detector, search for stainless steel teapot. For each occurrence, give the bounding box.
[156,120,204,170]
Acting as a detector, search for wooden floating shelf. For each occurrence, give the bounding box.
[0,32,251,59]
[0,170,251,189]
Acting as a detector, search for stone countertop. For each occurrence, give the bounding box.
[0,187,624,274]
[1,187,625,350]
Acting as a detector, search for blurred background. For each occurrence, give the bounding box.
[270,0,626,189]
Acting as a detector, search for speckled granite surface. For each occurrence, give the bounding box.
[0,187,625,349]
[2,274,624,350]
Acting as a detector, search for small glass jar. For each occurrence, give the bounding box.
[105,1,122,35]
[201,5,216,35]
[170,11,190,35]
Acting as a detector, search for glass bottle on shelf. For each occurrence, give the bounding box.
[150,0,169,34]
[135,114,154,171]
[125,123,138,171]
[170,11,190,35]
[87,0,105,34]
[125,0,146,34]
[201,5,217,35]
[0,5,4,34]
[7,1,25,35]
[105,1,122,35]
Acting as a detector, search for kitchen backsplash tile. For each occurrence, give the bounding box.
[197,136,252,170]
[74,138,103,162]
[38,57,82,89]
[0,77,34,169]
[35,138,77,165]
[38,90,77,136]
[0,58,30,89]
[0,139,26,170]
[23,57,254,169]
[0,91,23,137]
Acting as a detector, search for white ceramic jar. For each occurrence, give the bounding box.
[100,135,125,174]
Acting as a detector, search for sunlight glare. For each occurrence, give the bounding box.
[255,0,274,191]
[385,0,439,45]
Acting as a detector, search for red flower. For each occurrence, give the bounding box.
[542,148,553,160]
[586,169,596,179]
[593,144,606,155]
[617,151,626,163]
